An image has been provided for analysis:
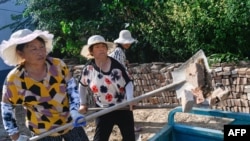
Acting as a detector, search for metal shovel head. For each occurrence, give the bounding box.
[171,49,212,99]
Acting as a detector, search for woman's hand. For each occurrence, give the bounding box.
[79,104,88,114]
[129,102,137,111]
[10,133,29,141]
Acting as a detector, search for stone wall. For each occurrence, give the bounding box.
[72,61,250,113]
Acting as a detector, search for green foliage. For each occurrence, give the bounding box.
[164,0,250,61]
[2,0,250,64]
[208,52,249,65]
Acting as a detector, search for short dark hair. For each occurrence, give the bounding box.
[16,37,45,51]
[88,43,108,56]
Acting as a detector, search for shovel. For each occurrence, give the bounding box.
[87,104,179,111]
[29,49,211,141]
[171,49,213,112]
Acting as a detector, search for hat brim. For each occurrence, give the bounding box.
[81,41,115,59]
[114,38,137,44]
[0,30,54,66]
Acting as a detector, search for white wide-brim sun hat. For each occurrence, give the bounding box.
[0,29,54,66]
[114,30,137,44]
[81,35,115,59]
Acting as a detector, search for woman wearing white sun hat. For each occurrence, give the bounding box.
[109,30,141,132]
[0,29,89,141]
[109,29,137,69]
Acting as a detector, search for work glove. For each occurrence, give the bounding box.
[16,134,29,141]
[70,110,86,127]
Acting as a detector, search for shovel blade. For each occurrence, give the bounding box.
[171,49,212,99]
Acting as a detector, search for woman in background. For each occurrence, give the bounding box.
[109,29,141,132]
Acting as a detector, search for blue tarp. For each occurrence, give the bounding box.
[0,69,11,91]
[0,58,12,70]
[0,59,12,91]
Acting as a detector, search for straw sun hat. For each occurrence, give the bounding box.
[0,29,54,66]
[114,30,137,44]
[81,35,115,59]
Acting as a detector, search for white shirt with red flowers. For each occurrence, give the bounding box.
[79,57,133,107]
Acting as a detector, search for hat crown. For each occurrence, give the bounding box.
[119,30,132,39]
[88,35,106,45]
[10,29,32,40]
[114,30,136,44]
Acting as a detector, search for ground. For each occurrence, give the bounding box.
[84,107,231,141]
[84,108,172,141]
[0,106,232,141]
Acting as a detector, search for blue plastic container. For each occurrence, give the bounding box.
[149,106,250,141]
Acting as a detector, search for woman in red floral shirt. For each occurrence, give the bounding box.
[78,35,135,141]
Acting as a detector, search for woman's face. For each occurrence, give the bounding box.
[122,43,132,49]
[18,39,47,65]
[91,43,108,58]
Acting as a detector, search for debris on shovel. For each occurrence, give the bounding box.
[172,50,229,112]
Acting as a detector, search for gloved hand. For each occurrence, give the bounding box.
[70,110,86,127]
[16,134,29,141]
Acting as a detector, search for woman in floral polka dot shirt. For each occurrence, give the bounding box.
[78,35,135,141]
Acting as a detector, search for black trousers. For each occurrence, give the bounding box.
[37,127,89,141]
[93,110,135,141]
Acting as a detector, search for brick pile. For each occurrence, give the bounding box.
[210,62,250,113]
